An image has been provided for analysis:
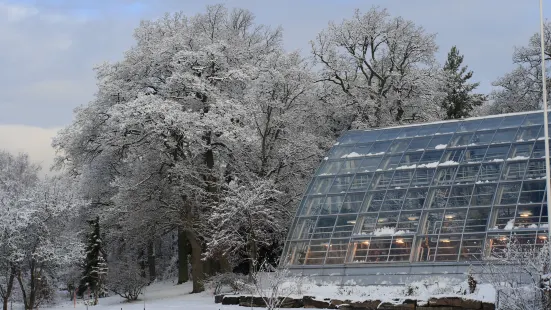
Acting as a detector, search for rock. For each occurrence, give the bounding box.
[279,297,304,308]
[338,300,381,309]
[378,302,415,309]
[221,295,240,305]
[214,294,224,303]
[303,296,330,308]
[329,299,352,309]
[482,302,496,310]
[239,296,266,307]
[417,307,458,310]
[428,297,482,309]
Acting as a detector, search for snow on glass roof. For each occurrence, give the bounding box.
[283,110,550,267]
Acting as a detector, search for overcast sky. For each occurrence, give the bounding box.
[0,0,549,170]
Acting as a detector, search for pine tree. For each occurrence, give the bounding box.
[441,46,487,119]
[78,217,107,305]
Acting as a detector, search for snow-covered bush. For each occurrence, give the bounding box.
[106,259,149,301]
[205,272,249,295]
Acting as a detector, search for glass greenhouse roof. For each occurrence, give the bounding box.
[283,111,551,267]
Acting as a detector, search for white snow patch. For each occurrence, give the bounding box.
[341,152,363,158]
[504,219,515,230]
[507,156,529,161]
[435,144,447,149]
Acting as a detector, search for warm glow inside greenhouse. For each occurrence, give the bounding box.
[282,111,550,281]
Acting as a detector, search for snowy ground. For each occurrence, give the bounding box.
[42,281,248,310]
[40,275,495,310]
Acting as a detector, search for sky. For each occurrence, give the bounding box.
[0,0,549,171]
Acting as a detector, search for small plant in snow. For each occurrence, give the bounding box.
[205,272,248,295]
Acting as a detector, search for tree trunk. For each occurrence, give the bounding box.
[16,272,28,310]
[177,229,189,284]
[2,269,15,310]
[148,241,156,282]
[187,231,204,293]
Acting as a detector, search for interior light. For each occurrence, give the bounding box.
[539,235,548,240]
[445,214,455,219]
[378,218,387,222]
[440,238,451,243]
[347,220,357,224]
[519,211,532,218]
[361,241,370,245]
[395,238,405,244]
[407,216,419,221]
[498,236,508,241]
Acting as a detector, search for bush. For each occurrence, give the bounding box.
[205,272,248,295]
[106,260,149,301]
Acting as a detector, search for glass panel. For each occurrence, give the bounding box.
[457,119,482,132]
[351,240,371,263]
[437,123,459,134]
[381,189,407,211]
[389,139,412,153]
[531,141,546,158]
[526,160,546,179]
[370,171,394,190]
[459,234,485,261]
[428,134,453,149]
[478,162,503,182]
[433,166,458,185]
[389,236,414,262]
[518,180,546,204]
[424,211,444,234]
[318,161,343,175]
[397,211,422,233]
[428,187,450,209]
[321,195,345,214]
[462,147,488,163]
[358,156,384,172]
[291,218,316,239]
[356,214,378,236]
[328,145,355,159]
[325,239,350,264]
[377,128,403,141]
[471,184,496,206]
[486,234,511,255]
[508,143,534,159]
[411,168,435,186]
[379,155,403,170]
[288,241,309,265]
[333,215,358,238]
[312,217,337,239]
[397,152,423,168]
[484,145,510,162]
[441,209,467,233]
[447,185,474,208]
[435,235,462,261]
[464,208,490,232]
[329,176,353,193]
[407,137,432,151]
[340,193,365,213]
[375,212,399,232]
[502,161,527,181]
[300,196,325,216]
[455,164,480,184]
[304,239,329,265]
[497,182,521,205]
[369,141,392,154]
[365,238,392,262]
[338,159,363,174]
[349,173,373,192]
[516,125,541,142]
[450,132,474,147]
[418,150,445,166]
[309,177,334,195]
[403,188,428,210]
[362,191,386,212]
[516,205,543,228]
[417,236,438,262]
[390,171,414,188]
[397,126,420,138]
[337,132,362,145]
[493,206,517,230]
[442,149,465,163]
[522,113,543,126]
[416,124,442,137]
[500,115,526,128]
[470,130,495,145]
[477,117,503,131]
[491,128,518,144]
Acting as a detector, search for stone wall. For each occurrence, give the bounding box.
[216,294,495,310]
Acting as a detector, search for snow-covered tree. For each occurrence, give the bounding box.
[311,7,445,129]
[490,21,551,114]
[78,216,107,305]
[441,46,487,119]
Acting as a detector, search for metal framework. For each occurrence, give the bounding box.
[282,111,550,269]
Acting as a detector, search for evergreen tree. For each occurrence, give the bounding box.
[78,217,107,305]
[441,46,487,119]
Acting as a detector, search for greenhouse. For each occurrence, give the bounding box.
[282,111,550,284]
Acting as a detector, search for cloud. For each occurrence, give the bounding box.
[0,2,38,22]
[0,125,60,175]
